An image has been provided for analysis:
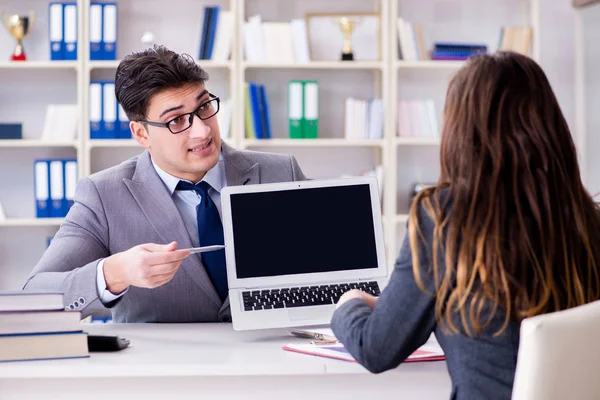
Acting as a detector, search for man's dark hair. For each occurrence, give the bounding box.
[115,45,209,121]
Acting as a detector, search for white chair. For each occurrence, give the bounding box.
[512,299,600,400]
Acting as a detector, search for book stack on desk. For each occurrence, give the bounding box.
[0,291,89,362]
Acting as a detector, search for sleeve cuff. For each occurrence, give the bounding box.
[96,259,128,304]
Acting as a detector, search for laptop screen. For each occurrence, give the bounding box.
[229,183,378,279]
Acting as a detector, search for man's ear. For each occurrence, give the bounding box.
[131,121,150,148]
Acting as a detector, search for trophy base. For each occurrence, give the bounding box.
[10,53,26,61]
[341,52,354,61]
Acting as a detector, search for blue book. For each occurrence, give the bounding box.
[199,7,210,59]
[49,160,65,218]
[63,159,77,215]
[206,6,220,59]
[258,84,272,139]
[248,83,263,139]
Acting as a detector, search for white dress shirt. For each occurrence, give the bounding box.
[96,156,227,304]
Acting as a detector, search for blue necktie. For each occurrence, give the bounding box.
[176,180,228,301]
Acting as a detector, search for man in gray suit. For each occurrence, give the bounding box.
[24,45,306,323]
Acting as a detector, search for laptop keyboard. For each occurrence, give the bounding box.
[241,281,381,311]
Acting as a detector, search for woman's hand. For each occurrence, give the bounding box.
[336,289,378,309]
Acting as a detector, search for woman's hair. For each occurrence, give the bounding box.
[409,51,600,336]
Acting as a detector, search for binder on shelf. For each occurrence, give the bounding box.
[63,159,77,212]
[89,3,103,60]
[288,80,304,139]
[102,3,117,60]
[49,3,64,60]
[103,82,117,139]
[49,160,65,218]
[63,3,78,60]
[89,81,103,139]
[34,160,50,218]
[118,103,131,139]
[199,7,211,59]
[303,81,319,139]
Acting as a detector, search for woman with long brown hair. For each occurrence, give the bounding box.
[331,51,600,399]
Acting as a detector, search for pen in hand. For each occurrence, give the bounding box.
[186,245,226,254]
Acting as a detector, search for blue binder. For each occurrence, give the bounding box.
[102,82,117,139]
[49,160,65,218]
[89,81,104,139]
[63,3,78,60]
[63,159,77,215]
[118,103,131,139]
[34,160,51,218]
[102,3,117,60]
[89,3,103,60]
[49,3,64,60]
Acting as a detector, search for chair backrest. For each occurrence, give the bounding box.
[512,299,600,400]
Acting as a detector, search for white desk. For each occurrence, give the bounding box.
[0,324,451,399]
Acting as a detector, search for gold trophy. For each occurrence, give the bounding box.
[339,17,356,61]
[1,11,35,61]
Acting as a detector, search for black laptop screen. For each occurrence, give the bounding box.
[229,184,379,279]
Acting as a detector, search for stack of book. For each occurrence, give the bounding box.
[397,100,439,139]
[344,98,384,140]
[198,6,234,62]
[396,17,427,61]
[0,291,88,363]
[244,82,272,140]
[431,43,487,61]
[244,15,310,64]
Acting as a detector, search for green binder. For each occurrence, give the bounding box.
[303,80,319,139]
[288,80,304,139]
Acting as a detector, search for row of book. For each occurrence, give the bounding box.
[344,98,384,141]
[90,81,130,139]
[198,6,233,62]
[34,159,77,218]
[398,17,531,60]
[397,100,439,139]
[0,291,88,363]
[244,82,272,140]
[288,80,318,139]
[244,15,310,64]
[49,2,117,61]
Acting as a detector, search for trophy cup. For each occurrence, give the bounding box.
[1,11,35,61]
[339,17,356,61]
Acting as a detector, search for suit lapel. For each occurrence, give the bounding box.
[123,151,221,307]
[221,141,260,186]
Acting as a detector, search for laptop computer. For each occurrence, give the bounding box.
[220,176,388,331]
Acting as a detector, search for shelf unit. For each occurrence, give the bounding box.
[0,0,541,288]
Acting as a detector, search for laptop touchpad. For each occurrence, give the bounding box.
[287,305,335,322]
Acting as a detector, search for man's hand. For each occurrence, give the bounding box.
[103,241,190,294]
[336,289,378,309]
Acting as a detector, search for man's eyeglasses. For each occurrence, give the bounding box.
[138,93,220,134]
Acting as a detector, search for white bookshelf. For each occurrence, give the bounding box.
[0,0,541,289]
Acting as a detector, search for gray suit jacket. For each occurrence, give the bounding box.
[331,191,520,400]
[24,142,306,323]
